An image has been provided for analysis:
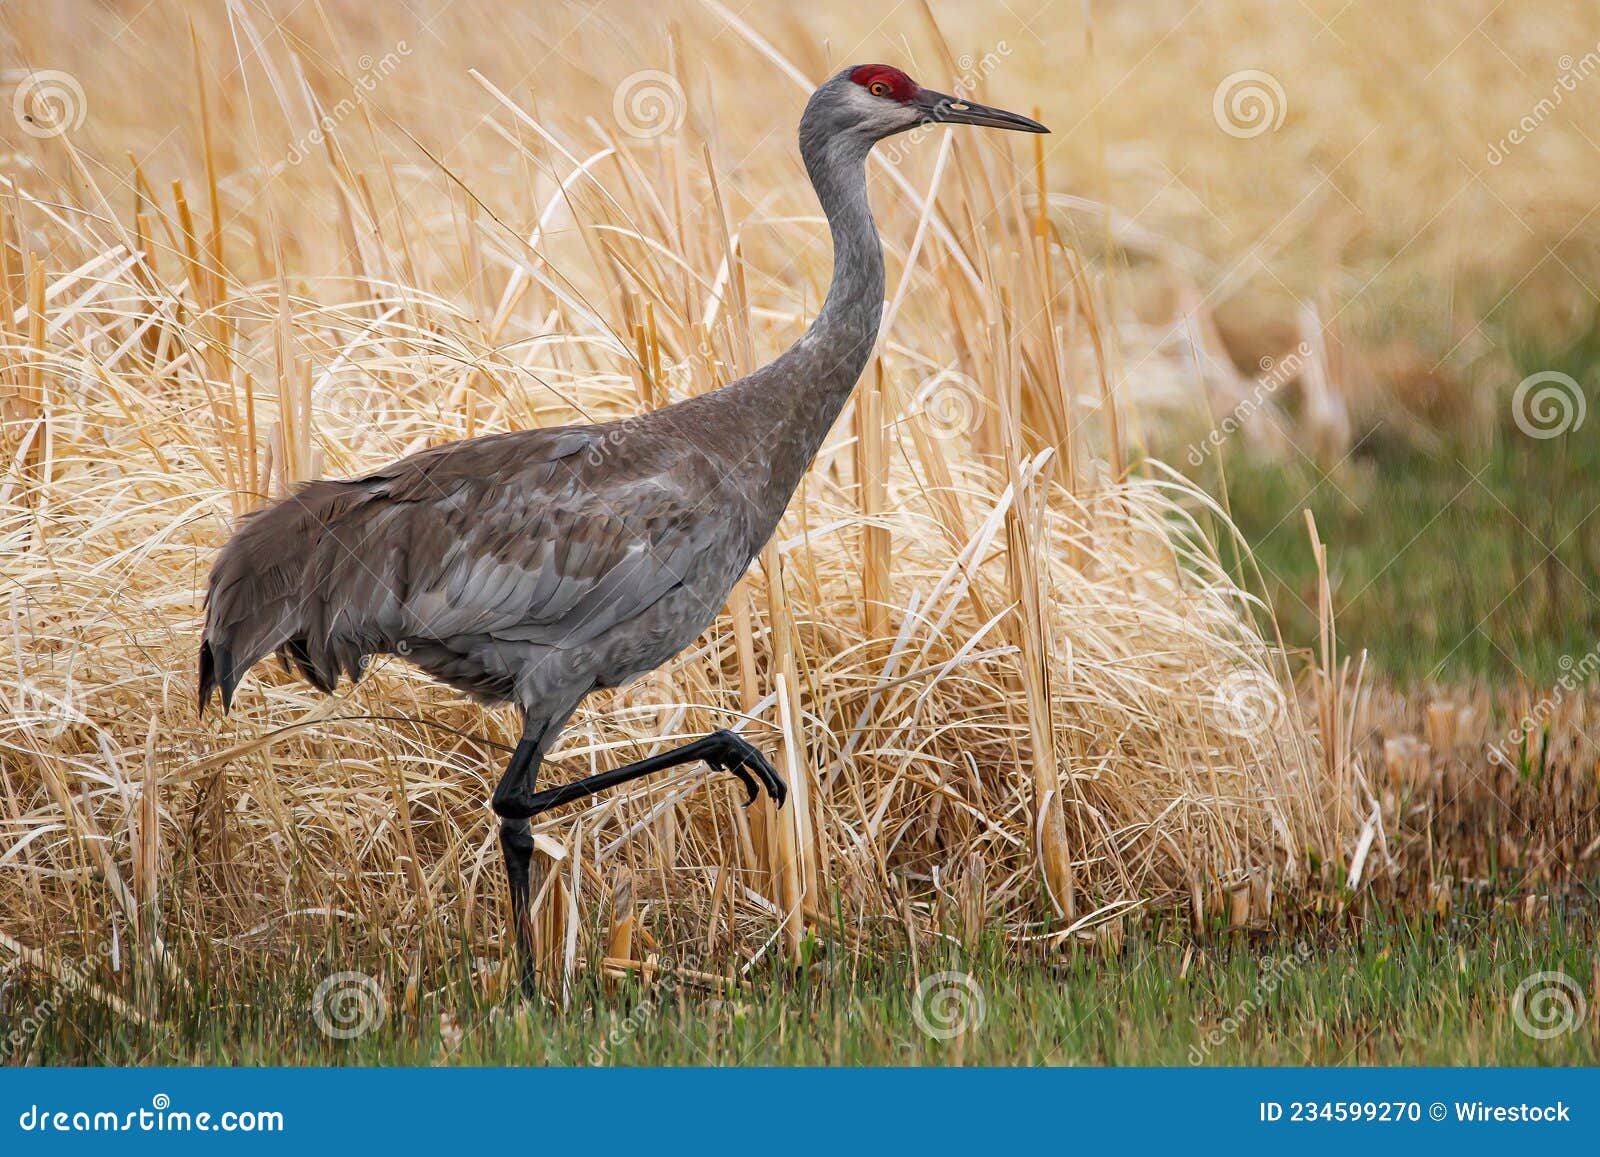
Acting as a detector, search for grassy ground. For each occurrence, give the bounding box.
[9,902,1596,1065]
[1195,340,1600,683]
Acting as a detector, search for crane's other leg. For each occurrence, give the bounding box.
[523,729,787,817]
[490,714,564,999]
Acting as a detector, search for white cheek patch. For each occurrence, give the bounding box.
[840,84,884,114]
[842,83,920,133]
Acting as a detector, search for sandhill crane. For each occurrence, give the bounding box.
[200,64,1047,994]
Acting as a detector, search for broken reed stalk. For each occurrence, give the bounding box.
[600,955,747,994]
[132,715,161,943]
[856,360,891,649]
[605,867,635,995]
[762,550,812,957]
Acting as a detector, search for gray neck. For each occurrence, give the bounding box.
[796,129,885,382]
[735,123,884,527]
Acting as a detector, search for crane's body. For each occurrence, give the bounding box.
[200,63,1045,994]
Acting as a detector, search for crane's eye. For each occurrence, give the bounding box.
[869,81,891,98]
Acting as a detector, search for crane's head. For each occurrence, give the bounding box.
[802,63,1048,149]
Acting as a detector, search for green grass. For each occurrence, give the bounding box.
[10,903,1596,1065]
[1191,336,1600,682]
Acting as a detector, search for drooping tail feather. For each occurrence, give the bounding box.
[197,637,232,714]
[199,479,380,714]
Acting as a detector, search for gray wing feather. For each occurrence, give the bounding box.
[292,426,724,680]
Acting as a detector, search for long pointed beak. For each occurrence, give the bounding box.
[916,90,1049,133]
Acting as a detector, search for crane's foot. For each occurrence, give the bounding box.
[703,730,788,810]
[522,729,788,816]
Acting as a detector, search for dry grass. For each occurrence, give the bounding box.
[15,0,1580,1003]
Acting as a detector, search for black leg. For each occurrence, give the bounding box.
[498,816,537,998]
[491,736,543,998]
[525,729,787,817]
[491,736,543,819]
